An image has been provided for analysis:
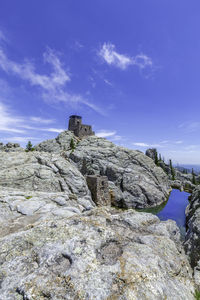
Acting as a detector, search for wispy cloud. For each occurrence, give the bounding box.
[0,30,6,42]
[0,101,65,135]
[179,121,200,133]
[104,79,113,86]
[0,102,25,133]
[99,43,153,71]
[96,130,116,138]
[30,117,55,124]
[0,47,70,91]
[0,41,103,114]
[133,142,162,148]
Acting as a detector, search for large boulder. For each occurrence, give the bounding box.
[35,130,78,153]
[35,132,171,208]
[185,186,200,288]
[0,151,93,204]
[0,207,195,299]
[0,142,24,152]
[67,136,171,208]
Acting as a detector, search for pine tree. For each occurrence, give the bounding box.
[159,153,162,161]
[192,168,196,185]
[26,141,34,152]
[169,159,175,181]
[154,149,158,166]
[70,138,75,151]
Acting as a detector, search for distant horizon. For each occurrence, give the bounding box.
[0,1,200,164]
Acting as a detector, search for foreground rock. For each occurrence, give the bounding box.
[0,151,92,200]
[0,207,195,299]
[0,188,94,238]
[185,186,200,288]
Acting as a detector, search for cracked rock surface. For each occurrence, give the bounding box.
[0,151,92,198]
[185,186,200,289]
[36,131,171,208]
[0,207,195,300]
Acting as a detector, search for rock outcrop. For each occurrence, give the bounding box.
[0,130,197,298]
[185,186,200,288]
[170,179,195,193]
[68,136,171,208]
[35,130,78,153]
[0,142,24,152]
[0,207,195,299]
[36,131,171,208]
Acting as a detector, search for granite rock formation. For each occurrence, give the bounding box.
[185,186,200,289]
[0,151,92,204]
[0,207,195,299]
[36,131,171,208]
[0,142,24,152]
[0,131,197,299]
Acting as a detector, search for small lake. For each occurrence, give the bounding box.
[138,189,190,236]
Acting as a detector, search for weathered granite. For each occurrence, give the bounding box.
[0,151,91,196]
[0,207,195,299]
[185,186,200,267]
[0,188,95,239]
[67,136,171,208]
[35,131,78,153]
[185,186,200,289]
[170,179,196,193]
[0,142,24,152]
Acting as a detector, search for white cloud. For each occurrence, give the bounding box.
[133,54,153,69]
[0,30,6,42]
[96,130,116,138]
[0,47,70,91]
[43,128,64,133]
[30,117,55,124]
[104,79,113,86]
[99,43,132,70]
[99,43,153,71]
[179,121,200,133]
[133,142,149,147]
[110,135,122,141]
[0,44,103,114]
[0,101,65,137]
[175,140,183,144]
[133,142,162,148]
[0,102,26,133]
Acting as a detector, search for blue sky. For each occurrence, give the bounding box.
[0,0,200,164]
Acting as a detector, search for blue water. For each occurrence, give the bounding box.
[138,189,190,236]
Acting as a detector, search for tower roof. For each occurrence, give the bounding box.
[69,115,82,119]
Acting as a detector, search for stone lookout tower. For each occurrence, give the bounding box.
[68,115,95,138]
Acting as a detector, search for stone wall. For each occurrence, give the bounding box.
[86,175,110,206]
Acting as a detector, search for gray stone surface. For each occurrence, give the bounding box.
[170,179,196,193]
[0,207,195,299]
[185,186,200,268]
[35,130,77,153]
[35,132,171,208]
[68,136,171,208]
[0,188,95,239]
[0,151,92,199]
[0,142,24,152]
